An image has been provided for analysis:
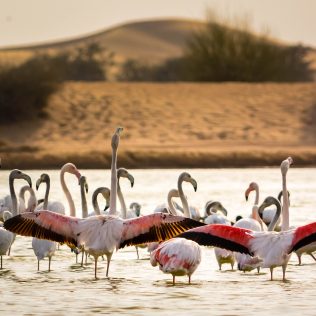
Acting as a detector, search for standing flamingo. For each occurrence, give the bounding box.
[4,128,204,279]
[150,172,202,285]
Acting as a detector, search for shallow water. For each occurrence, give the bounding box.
[1,168,316,315]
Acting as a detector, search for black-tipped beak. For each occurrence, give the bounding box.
[36,179,41,191]
[104,205,110,212]
[129,175,134,188]
[245,194,249,201]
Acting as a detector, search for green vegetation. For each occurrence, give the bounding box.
[0,43,111,123]
[118,19,313,82]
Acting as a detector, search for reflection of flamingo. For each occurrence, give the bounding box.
[150,173,202,285]
[4,129,203,279]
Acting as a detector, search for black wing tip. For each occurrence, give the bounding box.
[3,214,78,248]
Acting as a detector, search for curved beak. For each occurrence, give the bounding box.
[75,170,82,184]
[104,204,110,212]
[128,174,134,188]
[220,206,228,217]
[245,187,252,201]
[85,182,88,194]
[23,174,32,188]
[190,178,197,192]
[36,178,42,191]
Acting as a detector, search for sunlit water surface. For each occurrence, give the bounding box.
[1,168,316,315]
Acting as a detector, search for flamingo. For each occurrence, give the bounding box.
[91,187,110,216]
[0,211,14,269]
[117,168,134,218]
[245,182,283,231]
[3,128,204,279]
[29,179,57,272]
[202,201,235,270]
[150,172,202,285]
[36,173,66,215]
[18,185,37,213]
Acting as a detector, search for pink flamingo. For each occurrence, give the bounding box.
[150,172,202,285]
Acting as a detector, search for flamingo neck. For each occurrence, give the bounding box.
[117,179,127,218]
[178,178,191,218]
[9,176,18,216]
[281,173,290,231]
[80,185,88,218]
[109,146,117,215]
[92,191,101,215]
[18,186,28,212]
[268,200,281,231]
[60,168,76,217]
[43,179,50,210]
[254,184,259,205]
[167,191,179,216]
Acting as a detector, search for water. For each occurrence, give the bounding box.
[1,168,316,315]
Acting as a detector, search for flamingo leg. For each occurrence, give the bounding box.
[37,260,40,271]
[76,253,78,264]
[48,257,51,272]
[8,246,11,256]
[296,253,302,265]
[172,275,175,285]
[188,275,191,284]
[1,256,2,269]
[94,257,98,279]
[81,250,84,267]
[219,263,222,271]
[231,263,234,270]
[106,253,113,277]
[309,253,316,261]
[135,246,139,259]
[85,252,88,265]
[257,267,260,274]
[282,265,287,282]
[270,267,273,281]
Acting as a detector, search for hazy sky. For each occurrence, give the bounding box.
[1,0,316,48]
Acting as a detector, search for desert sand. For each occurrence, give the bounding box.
[0,82,315,169]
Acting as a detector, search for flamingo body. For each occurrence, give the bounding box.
[151,238,201,279]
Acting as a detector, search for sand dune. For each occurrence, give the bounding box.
[0,82,315,169]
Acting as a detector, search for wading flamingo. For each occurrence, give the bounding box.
[150,172,202,285]
[0,211,14,268]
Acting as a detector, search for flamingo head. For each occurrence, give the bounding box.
[180,172,197,192]
[281,157,293,175]
[117,168,134,187]
[10,169,32,188]
[245,182,258,201]
[36,173,49,190]
[111,127,123,150]
[79,176,88,194]
[64,163,81,183]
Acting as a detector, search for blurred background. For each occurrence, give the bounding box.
[0,0,315,169]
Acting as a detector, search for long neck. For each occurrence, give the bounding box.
[80,185,88,218]
[9,176,18,216]
[43,179,50,210]
[281,173,290,231]
[252,205,265,230]
[92,191,101,215]
[18,186,28,212]
[167,191,179,216]
[254,185,259,205]
[268,201,281,231]
[178,178,191,218]
[117,179,127,218]
[60,168,76,217]
[109,146,117,215]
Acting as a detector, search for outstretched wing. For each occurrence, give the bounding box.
[119,213,205,249]
[4,211,79,248]
[289,222,316,253]
[176,224,254,255]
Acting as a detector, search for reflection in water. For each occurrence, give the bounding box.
[0,168,316,315]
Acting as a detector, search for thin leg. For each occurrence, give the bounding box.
[231,263,234,270]
[257,267,260,274]
[188,275,191,284]
[8,247,11,256]
[135,246,139,259]
[270,267,273,281]
[76,253,78,264]
[48,257,51,272]
[173,275,175,285]
[94,257,98,279]
[282,265,286,282]
[310,253,316,261]
[81,251,84,267]
[1,256,2,269]
[106,253,113,277]
[297,254,302,265]
[219,263,222,271]
[85,253,88,265]
[38,260,40,271]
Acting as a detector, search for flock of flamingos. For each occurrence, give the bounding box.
[1,127,316,285]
